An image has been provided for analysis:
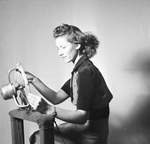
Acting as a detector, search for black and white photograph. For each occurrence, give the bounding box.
[0,0,150,144]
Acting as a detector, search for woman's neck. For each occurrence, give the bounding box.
[73,54,83,65]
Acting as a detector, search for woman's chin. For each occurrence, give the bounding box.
[64,59,72,63]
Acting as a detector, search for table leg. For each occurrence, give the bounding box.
[10,117,25,144]
[40,123,54,144]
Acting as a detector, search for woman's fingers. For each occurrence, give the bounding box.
[27,93,48,113]
[27,93,41,110]
[25,71,34,83]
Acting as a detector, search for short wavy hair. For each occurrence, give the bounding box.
[53,24,99,58]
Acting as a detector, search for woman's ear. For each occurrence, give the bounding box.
[76,44,81,50]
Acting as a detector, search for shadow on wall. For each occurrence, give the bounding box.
[108,48,150,144]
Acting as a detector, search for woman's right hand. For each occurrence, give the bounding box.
[27,93,49,113]
[25,71,37,84]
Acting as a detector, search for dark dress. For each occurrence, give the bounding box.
[30,56,113,144]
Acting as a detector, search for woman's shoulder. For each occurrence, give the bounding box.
[78,59,100,76]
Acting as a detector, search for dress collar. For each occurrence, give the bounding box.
[72,55,88,73]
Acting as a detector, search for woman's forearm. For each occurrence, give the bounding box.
[47,105,89,124]
[31,77,57,104]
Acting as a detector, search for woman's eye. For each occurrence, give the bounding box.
[62,46,66,49]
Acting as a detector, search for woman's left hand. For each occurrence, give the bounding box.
[27,93,49,113]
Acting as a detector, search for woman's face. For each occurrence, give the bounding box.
[55,36,79,63]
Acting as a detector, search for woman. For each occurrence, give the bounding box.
[26,24,113,144]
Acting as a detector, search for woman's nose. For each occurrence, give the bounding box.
[58,49,63,56]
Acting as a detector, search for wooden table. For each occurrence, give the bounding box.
[9,108,54,144]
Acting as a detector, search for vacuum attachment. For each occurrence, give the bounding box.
[1,63,31,109]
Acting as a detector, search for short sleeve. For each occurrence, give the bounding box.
[61,79,70,96]
[77,68,96,110]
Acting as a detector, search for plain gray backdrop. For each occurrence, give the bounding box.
[1,0,150,143]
